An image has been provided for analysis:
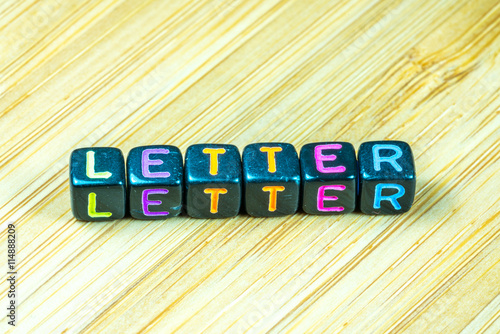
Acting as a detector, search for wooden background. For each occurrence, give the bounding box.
[0,0,499,333]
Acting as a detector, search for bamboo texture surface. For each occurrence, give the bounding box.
[0,0,499,333]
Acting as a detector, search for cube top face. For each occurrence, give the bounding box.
[242,143,300,184]
[70,147,125,188]
[185,144,242,185]
[358,141,415,182]
[300,142,357,215]
[358,141,416,215]
[127,145,183,187]
[300,142,357,182]
[69,147,126,221]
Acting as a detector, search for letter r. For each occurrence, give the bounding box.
[372,144,403,172]
[373,184,405,210]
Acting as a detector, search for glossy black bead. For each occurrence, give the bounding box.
[358,141,416,214]
[127,145,183,219]
[243,143,300,217]
[185,144,242,218]
[70,147,126,221]
[300,142,357,214]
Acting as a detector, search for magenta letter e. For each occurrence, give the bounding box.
[317,185,346,212]
[314,144,346,173]
[142,148,171,178]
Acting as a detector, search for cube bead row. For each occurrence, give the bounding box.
[69,141,416,221]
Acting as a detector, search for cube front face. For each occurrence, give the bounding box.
[243,143,300,217]
[300,142,357,214]
[358,141,416,214]
[185,144,242,218]
[127,145,183,219]
[70,147,126,221]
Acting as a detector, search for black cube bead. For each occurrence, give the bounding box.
[358,141,416,214]
[127,145,183,219]
[243,143,300,217]
[185,144,242,218]
[70,147,126,221]
[300,142,357,214]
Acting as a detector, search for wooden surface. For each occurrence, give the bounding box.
[0,0,499,333]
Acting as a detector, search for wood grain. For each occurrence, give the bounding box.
[0,0,499,333]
